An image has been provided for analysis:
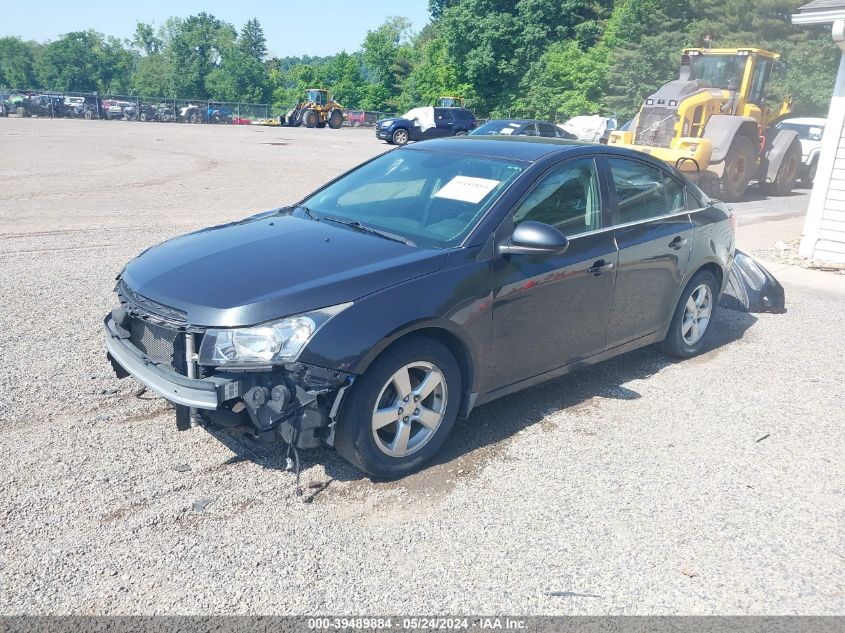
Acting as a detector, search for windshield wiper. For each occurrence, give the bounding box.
[288,203,319,221]
[321,216,416,247]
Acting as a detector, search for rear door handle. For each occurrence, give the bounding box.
[669,236,689,250]
[587,260,614,276]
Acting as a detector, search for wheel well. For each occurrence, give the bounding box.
[695,262,724,290]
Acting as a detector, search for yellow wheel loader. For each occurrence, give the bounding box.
[282,89,344,129]
[437,96,465,108]
[608,48,802,201]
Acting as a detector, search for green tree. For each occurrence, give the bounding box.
[602,0,693,121]
[401,32,474,110]
[206,46,267,102]
[239,18,267,61]
[132,22,163,55]
[362,16,414,108]
[168,13,236,99]
[37,31,132,92]
[0,37,40,88]
[328,51,366,108]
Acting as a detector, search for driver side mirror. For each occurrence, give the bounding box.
[498,221,570,256]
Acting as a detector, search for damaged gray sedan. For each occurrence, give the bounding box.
[107,136,749,478]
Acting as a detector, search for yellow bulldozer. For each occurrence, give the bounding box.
[282,88,344,129]
[608,47,802,201]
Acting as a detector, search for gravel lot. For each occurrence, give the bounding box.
[0,118,842,615]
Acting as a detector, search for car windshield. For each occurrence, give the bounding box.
[299,149,525,248]
[472,121,524,136]
[777,122,824,141]
[689,54,748,90]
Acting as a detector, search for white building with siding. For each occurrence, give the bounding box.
[793,1,845,263]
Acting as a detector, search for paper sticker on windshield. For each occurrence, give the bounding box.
[434,176,501,203]
[810,127,823,136]
[501,128,515,135]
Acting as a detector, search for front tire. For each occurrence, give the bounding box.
[328,109,343,129]
[656,270,719,358]
[335,336,462,479]
[720,135,756,202]
[303,109,319,128]
[392,128,409,146]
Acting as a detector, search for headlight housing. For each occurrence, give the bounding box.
[198,302,351,367]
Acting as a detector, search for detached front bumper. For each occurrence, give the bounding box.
[104,316,232,410]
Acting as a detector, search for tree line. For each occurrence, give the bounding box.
[0,0,838,120]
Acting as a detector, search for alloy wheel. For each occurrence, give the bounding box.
[371,361,448,457]
[682,284,713,345]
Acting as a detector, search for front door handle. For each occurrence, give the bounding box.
[669,236,689,250]
[587,260,614,276]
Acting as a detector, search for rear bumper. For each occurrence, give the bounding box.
[104,316,230,410]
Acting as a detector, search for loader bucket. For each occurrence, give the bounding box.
[720,249,786,313]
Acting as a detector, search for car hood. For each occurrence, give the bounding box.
[120,213,448,328]
[378,117,410,126]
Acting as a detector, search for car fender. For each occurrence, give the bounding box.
[702,115,759,163]
[298,255,493,401]
[762,128,800,182]
[804,145,821,168]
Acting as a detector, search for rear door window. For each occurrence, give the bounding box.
[664,176,686,214]
[608,158,670,224]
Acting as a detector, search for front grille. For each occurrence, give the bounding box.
[129,318,184,373]
[634,107,679,148]
[117,280,187,328]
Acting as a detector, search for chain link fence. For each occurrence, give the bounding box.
[1,89,471,129]
[0,89,272,125]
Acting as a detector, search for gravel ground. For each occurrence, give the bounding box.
[0,118,843,615]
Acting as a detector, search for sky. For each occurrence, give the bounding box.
[2,0,432,57]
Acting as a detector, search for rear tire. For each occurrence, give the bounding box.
[655,270,719,358]
[801,159,818,188]
[768,140,802,196]
[335,336,462,479]
[720,135,756,202]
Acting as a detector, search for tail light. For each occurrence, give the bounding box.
[759,135,766,154]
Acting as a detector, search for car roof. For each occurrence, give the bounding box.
[404,136,585,161]
[781,117,826,125]
[480,119,556,125]
[404,136,696,178]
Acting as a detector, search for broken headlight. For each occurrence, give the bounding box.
[198,303,351,367]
